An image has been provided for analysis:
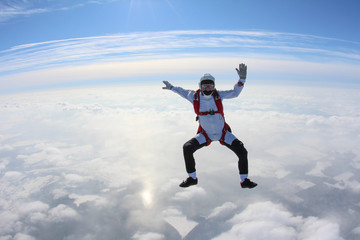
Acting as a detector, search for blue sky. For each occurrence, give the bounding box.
[1,0,360,92]
[1,0,360,47]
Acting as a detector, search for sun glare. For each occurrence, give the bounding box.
[126,0,180,29]
[141,190,153,208]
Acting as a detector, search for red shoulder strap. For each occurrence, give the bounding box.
[193,89,201,115]
[212,89,224,117]
[193,89,224,117]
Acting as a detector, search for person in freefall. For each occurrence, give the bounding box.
[162,63,257,189]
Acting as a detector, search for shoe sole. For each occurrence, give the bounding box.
[179,182,197,188]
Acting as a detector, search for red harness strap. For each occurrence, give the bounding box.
[197,123,230,146]
[193,89,231,146]
[193,89,223,117]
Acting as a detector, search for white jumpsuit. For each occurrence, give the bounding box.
[171,83,244,145]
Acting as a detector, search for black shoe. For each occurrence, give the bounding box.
[241,178,257,189]
[179,177,198,188]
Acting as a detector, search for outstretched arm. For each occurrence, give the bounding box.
[162,81,194,103]
[219,63,247,99]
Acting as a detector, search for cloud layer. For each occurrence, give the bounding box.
[1,30,360,92]
[0,83,359,239]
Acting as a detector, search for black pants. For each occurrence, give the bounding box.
[183,138,249,175]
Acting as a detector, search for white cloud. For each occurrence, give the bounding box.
[21,175,60,197]
[300,217,343,240]
[51,188,68,200]
[48,204,79,222]
[162,208,198,238]
[306,162,332,177]
[213,201,343,240]
[0,2,49,22]
[325,172,360,193]
[63,173,88,183]
[16,201,49,224]
[0,145,13,152]
[1,171,23,181]
[17,144,65,166]
[0,211,21,236]
[172,186,207,201]
[1,30,359,91]
[3,55,359,92]
[208,202,237,218]
[18,201,49,215]
[132,232,164,240]
[296,180,316,190]
[0,84,359,239]
[0,158,9,171]
[13,233,36,240]
[69,193,107,207]
[0,0,118,23]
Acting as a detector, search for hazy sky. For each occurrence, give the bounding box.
[1,0,360,92]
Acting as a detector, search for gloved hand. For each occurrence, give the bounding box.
[162,81,173,90]
[236,63,247,84]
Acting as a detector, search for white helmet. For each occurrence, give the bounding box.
[199,73,215,97]
[200,73,215,84]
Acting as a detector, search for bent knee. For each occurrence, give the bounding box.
[183,142,191,152]
[183,139,199,153]
[232,139,248,154]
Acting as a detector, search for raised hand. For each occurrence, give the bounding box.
[236,63,247,80]
[162,81,173,90]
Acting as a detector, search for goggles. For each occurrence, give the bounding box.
[201,83,214,91]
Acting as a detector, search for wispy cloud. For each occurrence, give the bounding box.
[0,0,52,22]
[0,30,360,91]
[0,0,116,23]
[1,30,359,72]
